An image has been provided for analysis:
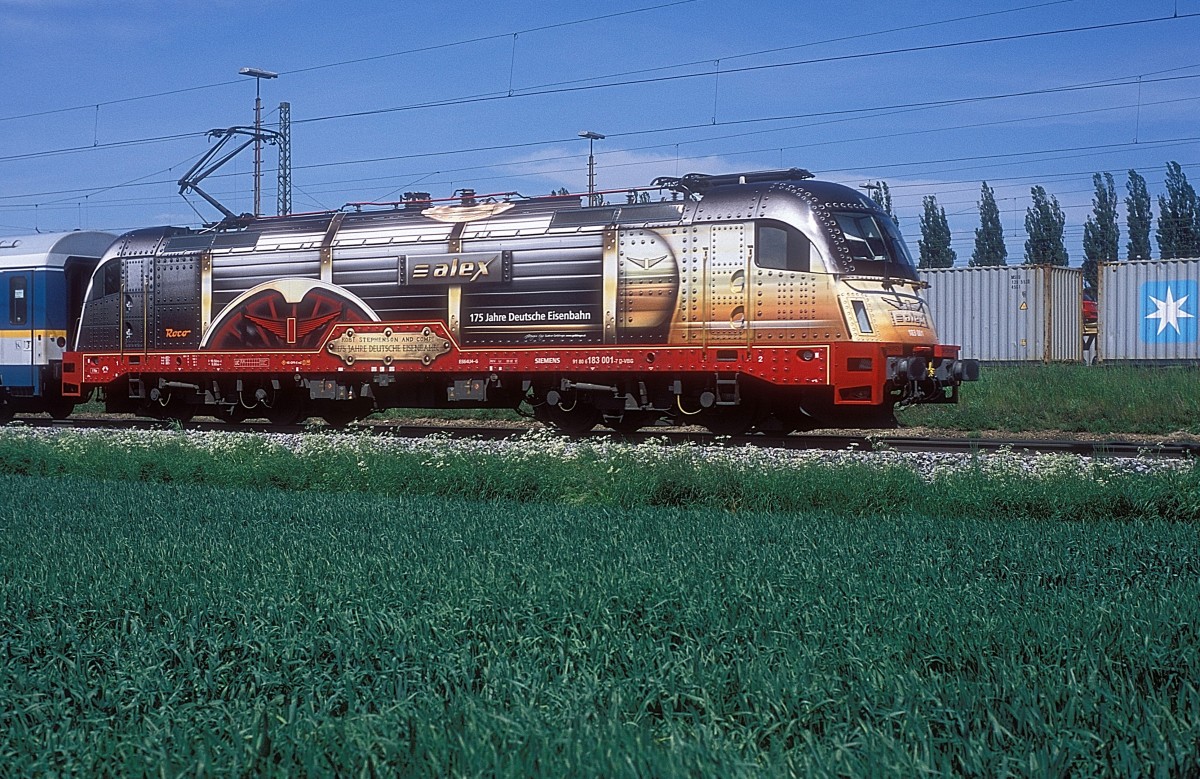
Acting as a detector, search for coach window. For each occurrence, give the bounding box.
[755,222,811,273]
[9,276,27,326]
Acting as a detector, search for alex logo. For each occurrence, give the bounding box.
[1140,280,1197,344]
[412,257,491,282]
[400,251,508,287]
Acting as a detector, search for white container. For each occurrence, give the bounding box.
[1097,258,1200,363]
[920,265,1083,363]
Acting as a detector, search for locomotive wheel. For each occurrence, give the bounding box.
[823,402,897,430]
[45,398,75,421]
[166,399,197,423]
[857,404,898,429]
[320,400,373,428]
[143,397,196,423]
[265,391,307,426]
[700,403,759,436]
[773,409,823,435]
[536,402,600,436]
[0,400,14,425]
[214,404,248,425]
[603,411,658,434]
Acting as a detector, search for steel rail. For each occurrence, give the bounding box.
[7,416,1199,459]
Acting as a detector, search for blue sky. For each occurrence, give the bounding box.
[2,0,1198,265]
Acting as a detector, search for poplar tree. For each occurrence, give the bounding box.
[1156,161,1200,259]
[971,182,1007,266]
[1126,169,1152,260]
[1023,186,1068,266]
[917,195,956,268]
[873,181,896,226]
[1082,172,1119,290]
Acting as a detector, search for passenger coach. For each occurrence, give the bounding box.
[0,231,115,422]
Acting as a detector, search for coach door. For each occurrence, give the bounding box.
[705,222,750,347]
[2,271,34,388]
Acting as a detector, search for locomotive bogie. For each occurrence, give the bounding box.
[60,171,975,432]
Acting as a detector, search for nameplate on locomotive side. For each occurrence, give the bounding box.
[397,251,512,286]
[326,327,451,366]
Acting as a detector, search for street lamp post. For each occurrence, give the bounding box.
[239,67,278,216]
[579,130,605,206]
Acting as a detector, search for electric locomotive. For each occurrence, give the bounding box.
[63,169,977,433]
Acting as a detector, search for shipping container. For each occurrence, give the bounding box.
[1097,258,1200,363]
[919,265,1083,364]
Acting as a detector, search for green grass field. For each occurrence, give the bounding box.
[1,428,1199,775]
[899,364,1200,435]
[1,427,1198,520]
[3,474,1198,776]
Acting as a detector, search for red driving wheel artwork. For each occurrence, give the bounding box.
[203,281,377,351]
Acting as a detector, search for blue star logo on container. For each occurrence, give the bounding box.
[1141,280,1197,344]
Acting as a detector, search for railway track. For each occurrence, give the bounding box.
[7,415,1199,459]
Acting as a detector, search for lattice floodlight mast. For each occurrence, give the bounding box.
[239,67,277,217]
[277,102,291,216]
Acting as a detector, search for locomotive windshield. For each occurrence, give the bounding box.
[830,211,918,280]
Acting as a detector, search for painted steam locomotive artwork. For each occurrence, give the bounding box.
[2,169,978,433]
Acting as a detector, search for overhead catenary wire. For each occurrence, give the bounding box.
[5,128,1196,215]
[0,0,699,126]
[8,138,1195,235]
[0,0,1074,128]
[7,13,1198,167]
[289,12,1200,126]
[4,121,1197,220]
[4,5,1199,242]
[7,60,1196,203]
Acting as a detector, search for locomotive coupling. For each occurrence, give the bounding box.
[886,356,980,384]
[952,359,981,382]
[889,356,929,382]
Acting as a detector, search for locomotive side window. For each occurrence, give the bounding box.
[9,275,27,325]
[87,258,121,301]
[104,259,121,296]
[755,222,811,273]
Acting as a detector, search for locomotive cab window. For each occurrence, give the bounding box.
[834,213,889,261]
[9,275,27,325]
[755,222,811,273]
[830,211,919,280]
